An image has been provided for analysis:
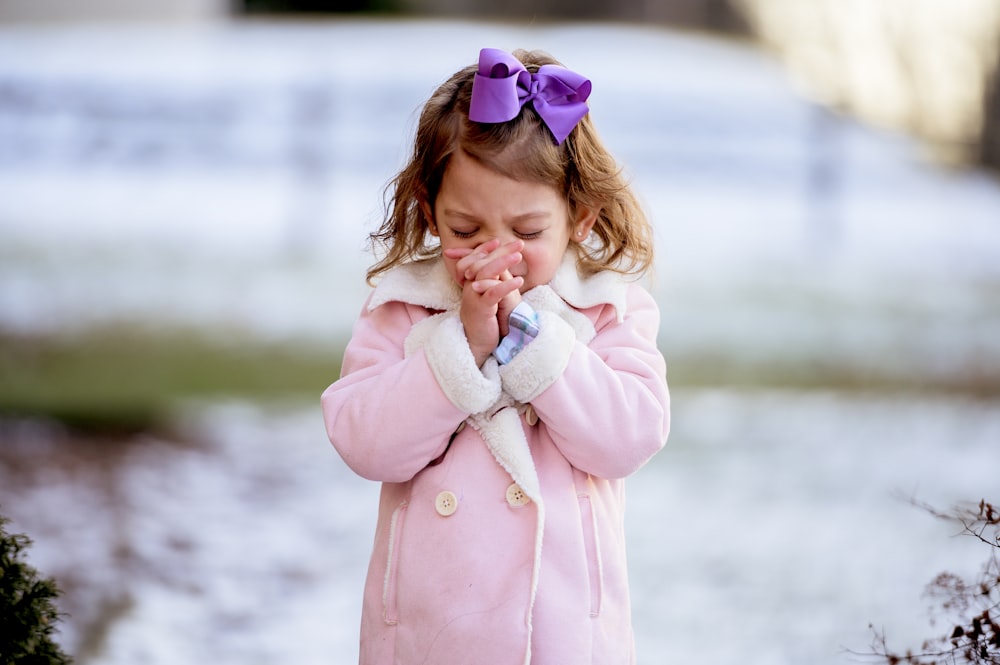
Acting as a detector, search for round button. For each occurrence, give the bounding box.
[506,483,531,507]
[524,405,539,426]
[435,490,458,516]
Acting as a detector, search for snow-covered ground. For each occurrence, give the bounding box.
[1,18,998,665]
[4,393,998,665]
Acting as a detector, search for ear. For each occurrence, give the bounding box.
[421,200,439,237]
[572,206,599,242]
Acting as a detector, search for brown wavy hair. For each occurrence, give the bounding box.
[366,49,653,284]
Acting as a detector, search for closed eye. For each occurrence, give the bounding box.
[450,228,477,239]
[516,230,543,240]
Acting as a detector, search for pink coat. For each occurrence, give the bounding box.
[322,255,670,665]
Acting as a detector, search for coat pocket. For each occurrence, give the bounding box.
[578,493,603,617]
[383,500,408,625]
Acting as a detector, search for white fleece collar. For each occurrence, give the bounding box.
[367,258,460,313]
[547,253,630,323]
[368,252,630,321]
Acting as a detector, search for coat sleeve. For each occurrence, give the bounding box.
[321,296,500,483]
[499,284,669,480]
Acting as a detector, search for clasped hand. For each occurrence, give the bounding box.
[443,238,524,367]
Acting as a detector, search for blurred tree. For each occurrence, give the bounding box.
[238,0,746,30]
[982,62,1000,171]
[730,0,1000,175]
[0,510,72,665]
[243,0,399,13]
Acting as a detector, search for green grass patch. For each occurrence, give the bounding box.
[3,323,997,435]
[665,351,1000,397]
[0,327,343,433]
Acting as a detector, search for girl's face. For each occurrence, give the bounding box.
[428,150,596,293]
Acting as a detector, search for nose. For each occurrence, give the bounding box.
[487,230,522,247]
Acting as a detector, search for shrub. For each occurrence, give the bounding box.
[0,510,72,665]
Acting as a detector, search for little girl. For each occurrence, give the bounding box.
[322,47,670,665]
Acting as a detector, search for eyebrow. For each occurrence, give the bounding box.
[441,209,552,224]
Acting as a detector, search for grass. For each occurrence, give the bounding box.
[2,322,997,435]
[668,350,1000,397]
[0,326,343,434]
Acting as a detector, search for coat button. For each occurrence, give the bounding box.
[435,490,458,516]
[524,405,539,426]
[506,483,531,507]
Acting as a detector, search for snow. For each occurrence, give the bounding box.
[4,394,996,664]
[0,17,999,665]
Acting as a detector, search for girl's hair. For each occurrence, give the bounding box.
[366,49,653,284]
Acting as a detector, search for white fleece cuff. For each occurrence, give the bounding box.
[423,314,503,414]
[499,310,576,403]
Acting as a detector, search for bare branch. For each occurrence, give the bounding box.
[861,498,1000,664]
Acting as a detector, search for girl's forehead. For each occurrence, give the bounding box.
[438,153,566,221]
[443,153,557,194]
[445,150,551,186]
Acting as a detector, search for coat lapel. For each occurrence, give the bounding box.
[371,253,632,665]
[371,252,630,500]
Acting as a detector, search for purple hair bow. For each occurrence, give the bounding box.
[468,48,592,145]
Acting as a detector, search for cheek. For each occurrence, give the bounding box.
[435,235,472,285]
[520,245,562,280]
[534,239,566,263]
[520,247,540,270]
[441,254,463,285]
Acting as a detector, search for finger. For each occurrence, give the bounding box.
[443,247,475,260]
[495,286,523,336]
[464,240,524,281]
[454,239,502,277]
[470,251,522,283]
[473,276,524,301]
[470,278,501,294]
